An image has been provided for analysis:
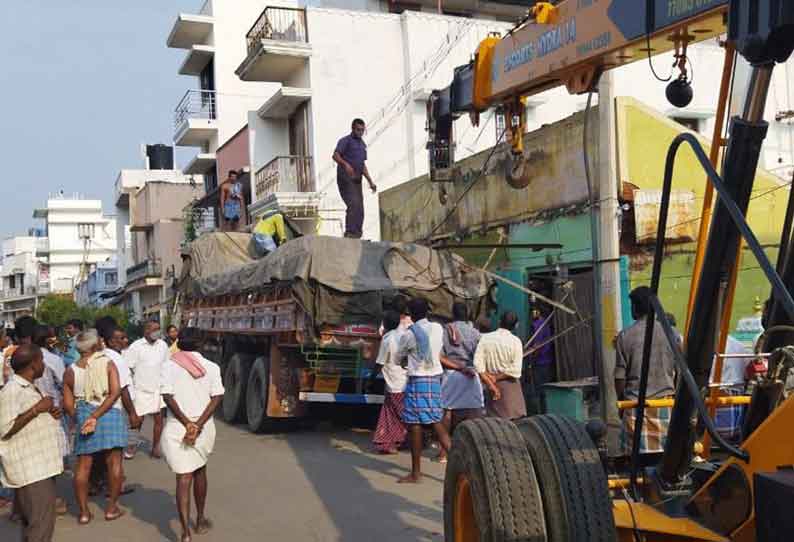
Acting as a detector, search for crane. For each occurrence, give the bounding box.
[429,1,794,541]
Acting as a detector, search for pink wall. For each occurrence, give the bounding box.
[216,125,250,181]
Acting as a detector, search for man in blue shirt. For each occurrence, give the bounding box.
[62,319,83,367]
[333,118,377,238]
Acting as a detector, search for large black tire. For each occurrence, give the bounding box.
[516,415,616,542]
[246,356,278,433]
[444,417,547,542]
[222,353,254,423]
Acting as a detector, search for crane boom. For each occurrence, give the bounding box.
[427,0,731,183]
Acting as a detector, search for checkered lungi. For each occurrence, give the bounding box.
[714,387,746,441]
[620,404,671,455]
[73,401,129,456]
[402,376,443,425]
[373,392,407,452]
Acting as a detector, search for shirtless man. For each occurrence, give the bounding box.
[219,170,246,232]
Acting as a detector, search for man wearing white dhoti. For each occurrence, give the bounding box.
[160,327,224,542]
[124,321,169,458]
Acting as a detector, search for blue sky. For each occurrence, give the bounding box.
[0,1,199,237]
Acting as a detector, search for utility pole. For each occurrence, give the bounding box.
[597,71,623,455]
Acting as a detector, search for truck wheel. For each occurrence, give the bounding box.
[246,356,277,433]
[516,415,616,542]
[444,417,547,542]
[222,353,254,423]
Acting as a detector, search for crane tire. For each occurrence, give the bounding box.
[516,415,616,542]
[444,417,547,542]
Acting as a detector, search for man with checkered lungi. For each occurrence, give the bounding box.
[615,286,676,456]
[395,298,451,483]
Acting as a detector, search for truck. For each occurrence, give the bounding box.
[177,231,492,432]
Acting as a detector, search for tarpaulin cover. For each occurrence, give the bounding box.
[181,233,492,328]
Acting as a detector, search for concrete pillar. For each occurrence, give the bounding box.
[597,71,624,455]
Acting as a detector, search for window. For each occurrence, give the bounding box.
[9,275,15,289]
[77,223,95,239]
[105,272,117,287]
[671,116,703,133]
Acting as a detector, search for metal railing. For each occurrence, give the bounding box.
[174,90,217,130]
[255,155,315,201]
[126,259,163,283]
[246,7,308,54]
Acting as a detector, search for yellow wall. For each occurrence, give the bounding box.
[617,97,789,326]
[617,97,787,245]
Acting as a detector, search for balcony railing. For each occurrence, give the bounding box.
[246,7,308,54]
[0,285,48,300]
[174,89,217,130]
[126,259,163,283]
[255,156,315,201]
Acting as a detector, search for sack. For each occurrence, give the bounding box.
[252,233,277,258]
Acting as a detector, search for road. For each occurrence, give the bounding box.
[0,417,445,542]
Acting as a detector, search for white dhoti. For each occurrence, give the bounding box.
[161,418,217,474]
[133,389,165,416]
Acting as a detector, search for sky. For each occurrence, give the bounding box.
[0,1,199,237]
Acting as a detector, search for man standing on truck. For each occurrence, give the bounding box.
[333,118,377,239]
[219,170,246,232]
[396,298,451,483]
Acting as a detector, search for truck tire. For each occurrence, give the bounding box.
[246,356,277,433]
[516,415,616,542]
[222,353,254,423]
[444,417,547,542]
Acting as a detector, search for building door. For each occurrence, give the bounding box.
[288,103,311,191]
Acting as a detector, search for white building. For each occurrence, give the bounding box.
[167,0,518,239]
[33,195,117,295]
[0,235,49,326]
[168,1,794,242]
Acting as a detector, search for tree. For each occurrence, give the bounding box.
[36,294,130,330]
[36,295,80,328]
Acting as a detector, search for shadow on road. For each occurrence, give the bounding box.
[285,423,445,541]
[124,486,178,542]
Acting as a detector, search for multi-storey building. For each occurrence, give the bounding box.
[167,0,517,239]
[122,181,205,322]
[74,258,119,308]
[0,235,49,326]
[32,195,117,295]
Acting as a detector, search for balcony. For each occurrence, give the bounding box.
[0,285,48,301]
[254,156,314,199]
[167,2,214,50]
[257,87,311,119]
[126,259,163,284]
[183,153,217,175]
[236,7,311,83]
[174,90,218,147]
[179,45,215,76]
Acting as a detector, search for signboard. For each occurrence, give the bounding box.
[633,188,697,244]
[491,0,727,99]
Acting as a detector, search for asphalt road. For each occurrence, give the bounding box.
[0,416,446,542]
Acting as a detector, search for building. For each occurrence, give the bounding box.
[114,145,199,288]
[123,181,205,322]
[74,258,119,308]
[0,235,49,326]
[32,195,117,296]
[167,0,517,239]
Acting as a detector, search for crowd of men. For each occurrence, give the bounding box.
[0,317,224,542]
[370,296,529,482]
